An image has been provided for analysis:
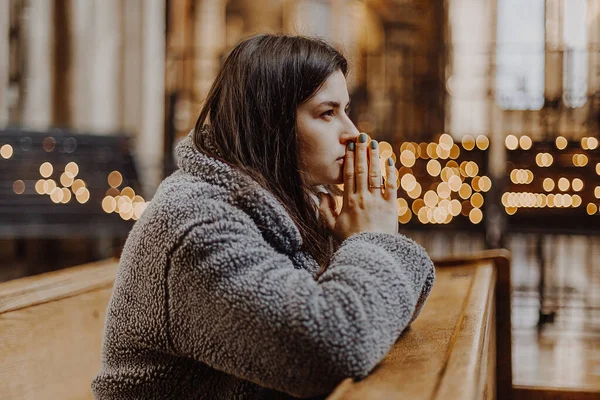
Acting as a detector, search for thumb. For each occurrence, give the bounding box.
[318,193,337,231]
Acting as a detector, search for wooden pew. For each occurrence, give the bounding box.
[0,259,119,400]
[328,249,512,400]
[0,251,512,400]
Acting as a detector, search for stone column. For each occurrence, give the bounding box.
[0,0,9,126]
[71,0,93,130]
[138,0,166,196]
[195,0,226,105]
[121,0,143,134]
[22,0,53,129]
[89,0,121,133]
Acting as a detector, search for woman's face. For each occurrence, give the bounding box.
[296,70,360,186]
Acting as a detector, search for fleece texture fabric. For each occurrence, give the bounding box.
[91,133,435,400]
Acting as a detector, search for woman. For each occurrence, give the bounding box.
[92,34,435,400]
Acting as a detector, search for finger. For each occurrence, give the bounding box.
[319,194,336,231]
[343,142,355,200]
[384,157,398,202]
[354,133,369,193]
[325,192,340,217]
[368,140,382,192]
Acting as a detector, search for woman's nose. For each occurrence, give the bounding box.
[341,116,360,142]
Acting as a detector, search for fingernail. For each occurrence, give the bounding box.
[348,142,355,151]
[370,140,378,149]
[359,133,367,143]
[387,158,394,166]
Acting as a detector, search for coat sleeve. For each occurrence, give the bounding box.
[166,201,434,398]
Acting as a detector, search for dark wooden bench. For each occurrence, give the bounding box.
[0,251,512,399]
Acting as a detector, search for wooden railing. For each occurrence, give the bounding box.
[0,250,512,400]
[327,250,512,400]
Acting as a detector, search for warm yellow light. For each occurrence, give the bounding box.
[108,171,123,188]
[1,144,13,159]
[450,144,460,159]
[505,135,518,150]
[398,209,412,224]
[437,134,452,151]
[465,162,479,177]
[586,203,598,215]
[543,178,555,192]
[120,208,134,221]
[379,141,393,155]
[462,135,475,151]
[501,193,510,207]
[50,187,64,203]
[65,162,79,178]
[397,198,409,215]
[469,208,483,224]
[44,179,56,195]
[588,137,598,150]
[448,175,462,192]
[412,198,425,214]
[597,163,600,175]
[426,143,438,159]
[133,195,145,204]
[595,186,600,199]
[60,172,74,187]
[72,179,86,194]
[547,194,555,207]
[448,199,461,216]
[426,159,441,177]
[479,176,492,192]
[419,143,429,159]
[39,162,53,178]
[400,150,416,167]
[436,144,450,160]
[471,193,484,208]
[407,182,422,199]
[459,183,472,199]
[582,137,589,150]
[472,176,481,191]
[424,190,439,208]
[519,135,532,150]
[35,180,45,195]
[61,188,72,204]
[563,194,573,207]
[556,136,568,150]
[573,154,588,167]
[437,182,451,199]
[572,178,584,192]
[505,206,517,215]
[572,194,582,207]
[13,180,25,194]
[102,196,117,213]
[558,177,570,192]
[418,207,430,224]
[476,135,489,150]
[121,186,135,199]
[510,169,519,184]
[430,206,445,224]
[401,174,417,192]
[76,187,90,204]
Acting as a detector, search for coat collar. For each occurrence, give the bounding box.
[175,133,303,254]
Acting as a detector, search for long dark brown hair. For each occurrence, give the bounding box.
[193,34,347,271]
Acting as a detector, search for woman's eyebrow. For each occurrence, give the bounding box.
[316,100,351,108]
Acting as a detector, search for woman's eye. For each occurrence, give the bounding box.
[321,110,334,118]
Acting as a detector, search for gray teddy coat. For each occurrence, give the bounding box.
[91,134,435,400]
